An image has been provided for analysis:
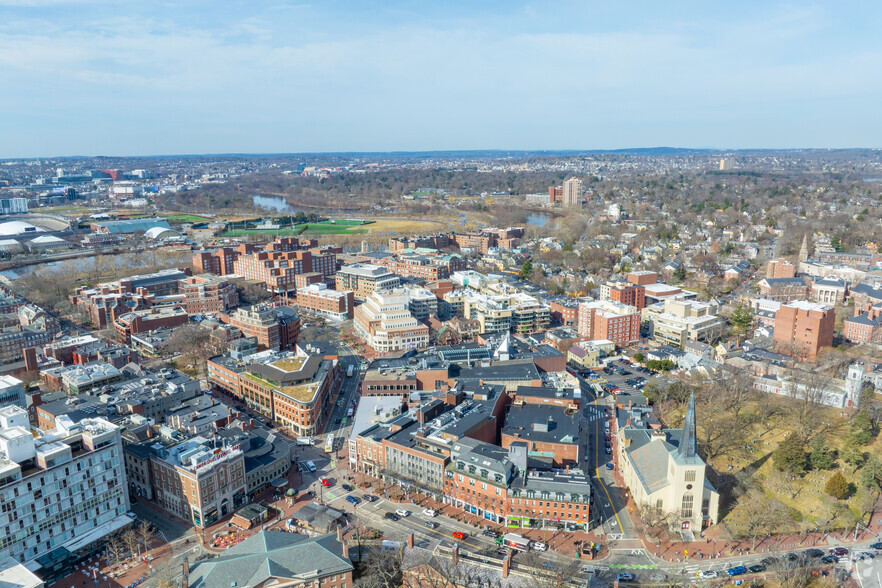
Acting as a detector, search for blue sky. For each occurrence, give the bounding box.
[1,1,880,157]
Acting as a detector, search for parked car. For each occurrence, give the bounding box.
[748,564,765,573]
[395,509,411,517]
[804,548,824,558]
[384,512,400,521]
[363,495,377,502]
[856,552,875,561]
[341,484,354,491]
[870,542,882,550]
[698,571,718,579]
[580,566,597,575]
[616,573,633,581]
[605,447,611,454]
[452,531,467,540]
[830,547,849,557]
[821,555,839,564]
[482,530,499,538]
[422,509,437,517]
[424,521,439,529]
[727,566,747,576]
[320,479,332,487]
[606,462,614,470]
[345,496,360,504]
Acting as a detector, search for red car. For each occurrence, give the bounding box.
[452,531,467,540]
[321,479,332,487]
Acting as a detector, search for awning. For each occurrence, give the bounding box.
[272,478,288,488]
[63,514,134,553]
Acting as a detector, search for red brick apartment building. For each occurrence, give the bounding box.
[773,300,834,360]
[766,258,797,279]
[577,300,641,347]
[179,275,239,314]
[549,299,580,326]
[607,281,646,311]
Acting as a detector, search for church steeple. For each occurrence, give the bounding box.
[798,233,811,263]
[679,393,697,458]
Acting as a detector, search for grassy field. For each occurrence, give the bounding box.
[166,214,213,223]
[361,218,450,234]
[221,228,308,237]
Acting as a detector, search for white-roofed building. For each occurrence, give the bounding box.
[0,221,43,237]
[26,235,74,252]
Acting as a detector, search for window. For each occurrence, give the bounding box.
[684,470,696,482]
[681,493,694,519]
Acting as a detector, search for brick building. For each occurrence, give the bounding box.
[601,281,646,311]
[757,277,810,301]
[148,438,247,527]
[179,275,239,315]
[114,306,189,342]
[773,300,834,360]
[549,299,580,327]
[844,303,882,344]
[227,305,300,351]
[766,258,797,279]
[296,283,355,320]
[500,404,580,466]
[577,300,640,347]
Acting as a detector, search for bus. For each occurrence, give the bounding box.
[325,434,335,453]
[346,365,354,377]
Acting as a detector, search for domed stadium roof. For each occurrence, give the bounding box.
[0,221,44,236]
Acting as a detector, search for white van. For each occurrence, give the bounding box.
[305,460,317,472]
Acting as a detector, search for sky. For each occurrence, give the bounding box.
[1,0,881,157]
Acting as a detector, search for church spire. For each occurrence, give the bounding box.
[679,393,697,458]
[798,233,810,263]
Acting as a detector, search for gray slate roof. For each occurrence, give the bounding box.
[188,531,352,588]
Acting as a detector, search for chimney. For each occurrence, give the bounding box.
[24,347,37,372]
[452,544,459,567]
[407,533,414,548]
[628,399,632,410]
[502,556,510,578]
[337,525,344,543]
[181,557,189,588]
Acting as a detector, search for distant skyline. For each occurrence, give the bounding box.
[2,1,881,158]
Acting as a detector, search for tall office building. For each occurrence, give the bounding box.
[562,177,583,207]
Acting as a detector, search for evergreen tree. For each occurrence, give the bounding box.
[809,436,834,470]
[825,471,850,499]
[519,260,533,280]
[773,434,806,475]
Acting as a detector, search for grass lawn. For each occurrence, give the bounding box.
[361,219,449,233]
[167,214,213,223]
[221,228,309,237]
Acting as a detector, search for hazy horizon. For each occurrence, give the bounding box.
[3,0,881,158]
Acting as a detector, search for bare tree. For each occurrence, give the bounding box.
[729,489,791,549]
[136,522,157,557]
[637,502,677,540]
[357,546,405,588]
